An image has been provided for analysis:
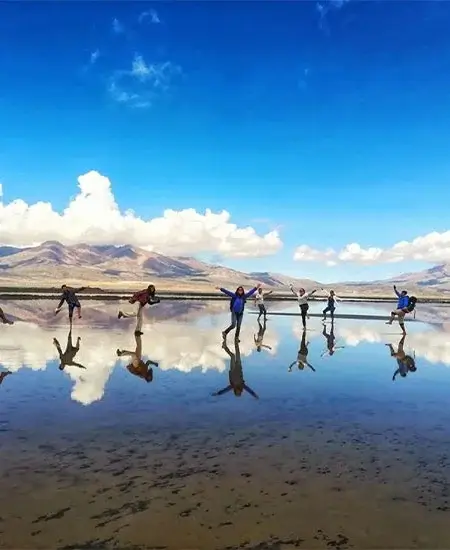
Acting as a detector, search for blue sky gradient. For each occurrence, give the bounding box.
[1,1,450,282]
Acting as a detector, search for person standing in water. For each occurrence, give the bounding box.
[118,284,160,336]
[53,329,86,370]
[386,285,415,334]
[289,284,318,328]
[212,340,259,399]
[216,283,261,341]
[289,329,315,372]
[254,287,273,319]
[55,285,86,325]
[0,306,14,325]
[322,290,341,322]
[117,331,158,383]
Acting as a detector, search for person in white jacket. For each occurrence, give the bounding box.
[289,284,318,328]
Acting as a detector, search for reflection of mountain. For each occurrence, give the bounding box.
[0,317,279,406]
[293,322,450,366]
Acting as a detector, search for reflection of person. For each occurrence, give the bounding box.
[54,285,85,325]
[0,306,14,325]
[254,317,272,353]
[0,371,12,386]
[53,329,86,370]
[289,329,315,372]
[212,340,259,399]
[217,284,261,341]
[116,331,158,383]
[386,335,417,381]
[118,284,160,335]
[321,321,345,357]
[289,284,318,328]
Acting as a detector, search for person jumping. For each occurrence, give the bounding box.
[118,284,160,336]
[254,287,273,319]
[0,306,14,325]
[386,285,416,334]
[322,290,341,322]
[216,283,261,341]
[55,285,86,325]
[289,284,318,328]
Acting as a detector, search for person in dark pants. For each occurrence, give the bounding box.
[254,287,273,319]
[55,285,86,325]
[289,284,318,328]
[212,340,259,399]
[216,283,261,341]
[322,290,341,322]
[0,306,14,325]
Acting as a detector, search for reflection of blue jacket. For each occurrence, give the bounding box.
[219,287,257,314]
[395,289,409,309]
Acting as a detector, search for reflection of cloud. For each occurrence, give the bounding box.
[0,317,279,406]
[293,322,450,366]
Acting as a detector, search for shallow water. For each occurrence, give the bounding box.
[1,300,450,549]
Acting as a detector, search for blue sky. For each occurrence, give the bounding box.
[1,0,450,283]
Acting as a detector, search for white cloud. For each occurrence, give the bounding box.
[0,170,282,257]
[90,49,100,65]
[112,18,124,34]
[0,317,279,406]
[109,53,181,108]
[316,0,351,29]
[293,232,450,265]
[139,9,160,24]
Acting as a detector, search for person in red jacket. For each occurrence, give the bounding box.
[117,284,160,335]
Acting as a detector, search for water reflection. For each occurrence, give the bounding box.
[116,331,158,383]
[0,314,279,405]
[386,335,417,381]
[254,317,272,353]
[320,321,345,357]
[53,329,86,371]
[288,329,315,372]
[212,340,259,399]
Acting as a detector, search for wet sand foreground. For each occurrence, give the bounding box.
[2,401,450,550]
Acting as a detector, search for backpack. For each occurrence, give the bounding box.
[406,296,417,313]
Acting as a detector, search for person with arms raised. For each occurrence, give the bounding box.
[118,284,160,335]
[216,283,261,341]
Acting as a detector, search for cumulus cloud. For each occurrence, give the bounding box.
[138,9,160,24]
[109,53,181,108]
[0,317,279,405]
[293,233,450,265]
[0,170,282,257]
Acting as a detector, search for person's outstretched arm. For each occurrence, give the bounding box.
[263,290,273,297]
[52,338,63,358]
[212,385,233,396]
[261,344,272,350]
[243,384,259,399]
[393,285,401,298]
[75,287,86,293]
[307,362,316,372]
[71,361,87,369]
[215,286,234,297]
[392,369,400,381]
[288,360,297,370]
[55,294,65,312]
[244,286,259,298]
[289,284,299,297]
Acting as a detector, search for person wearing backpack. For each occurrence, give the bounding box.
[216,283,261,341]
[386,285,417,333]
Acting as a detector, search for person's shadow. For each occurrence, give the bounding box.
[212,340,259,399]
[289,329,316,372]
[386,335,417,380]
[254,317,272,353]
[53,329,86,371]
[321,321,345,357]
[116,330,158,383]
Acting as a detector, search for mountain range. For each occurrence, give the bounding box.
[0,240,448,296]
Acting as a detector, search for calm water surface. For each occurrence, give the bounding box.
[1,300,450,549]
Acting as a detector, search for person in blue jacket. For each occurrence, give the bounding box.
[386,285,410,327]
[216,283,261,341]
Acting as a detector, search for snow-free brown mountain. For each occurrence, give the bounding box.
[0,241,448,296]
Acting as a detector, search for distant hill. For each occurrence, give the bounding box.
[0,241,448,296]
